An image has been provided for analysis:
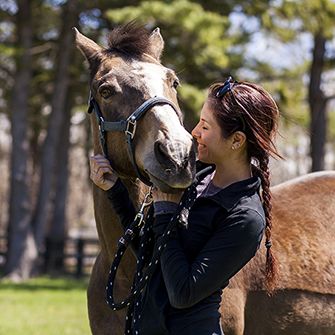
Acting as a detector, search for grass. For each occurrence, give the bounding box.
[0,276,91,335]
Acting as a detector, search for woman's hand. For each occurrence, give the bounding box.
[89,154,118,191]
[151,187,184,204]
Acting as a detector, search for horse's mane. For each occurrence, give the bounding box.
[106,21,151,57]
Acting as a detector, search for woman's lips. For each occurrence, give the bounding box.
[197,143,206,151]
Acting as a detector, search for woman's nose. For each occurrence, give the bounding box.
[191,124,200,139]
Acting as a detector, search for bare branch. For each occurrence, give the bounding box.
[30,42,53,55]
[325,94,335,102]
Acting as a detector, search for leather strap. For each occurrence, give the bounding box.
[88,93,179,186]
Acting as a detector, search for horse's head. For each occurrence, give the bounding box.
[74,23,196,192]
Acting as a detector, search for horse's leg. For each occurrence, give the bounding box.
[87,252,126,335]
[244,289,335,335]
[220,288,247,335]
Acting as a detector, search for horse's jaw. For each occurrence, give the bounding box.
[144,148,196,192]
[146,169,195,193]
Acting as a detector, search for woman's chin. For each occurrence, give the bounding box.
[197,154,208,163]
[199,157,216,166]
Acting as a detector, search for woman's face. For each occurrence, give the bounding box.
[191,101,232,164]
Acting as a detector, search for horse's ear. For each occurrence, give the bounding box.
[148,27,164,61]
[73,27,103,64]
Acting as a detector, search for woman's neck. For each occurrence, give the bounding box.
[212,161,252,189]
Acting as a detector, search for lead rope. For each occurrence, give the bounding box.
[106,188,153,309]
[126,206,155,334]
[130,183,198,335]
[106,166,214,334]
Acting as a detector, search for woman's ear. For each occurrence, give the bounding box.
[231,131,247,150]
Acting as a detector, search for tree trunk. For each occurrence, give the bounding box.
[4,0,37,280]
[31,0,79,253]
[44,96,72,273]
[308,33,327,172]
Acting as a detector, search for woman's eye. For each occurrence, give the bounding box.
[172,79,179,89]
[202,126,208,130]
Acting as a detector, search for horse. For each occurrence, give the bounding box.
[221,171,335,335]
[74,22,195,334]
[74,24,335,335]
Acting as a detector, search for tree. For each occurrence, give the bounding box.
[4,0,83,279]
[5,0,37,280]
[258,0,335,171]
[44,94,73,273]
[31,0,80,256]
[103,0,250,127]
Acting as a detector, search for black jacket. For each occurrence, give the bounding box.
[107,165,265,335]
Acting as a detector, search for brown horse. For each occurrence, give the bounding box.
[74,24,335,335]
[74,23,195,334]
[221,171,335,335]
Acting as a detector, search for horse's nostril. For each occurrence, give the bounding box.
[154,140,193,172]
[155,141,167,158]
[182,156,189,169]
[154,140,175,169]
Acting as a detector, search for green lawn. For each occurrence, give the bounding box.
[0,277,91,335]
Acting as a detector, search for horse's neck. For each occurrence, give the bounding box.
[121,178,149,210]
[93,177,148,264]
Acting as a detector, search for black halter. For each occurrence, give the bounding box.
[87,93,179,186]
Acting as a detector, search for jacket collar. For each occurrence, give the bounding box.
[196,161,261,211]
[209,176,261,211]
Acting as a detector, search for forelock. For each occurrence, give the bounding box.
[105,21,151,58]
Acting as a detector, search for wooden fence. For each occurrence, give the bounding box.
[0,235,99,277]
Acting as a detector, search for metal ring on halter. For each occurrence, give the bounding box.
[87,93,180,186]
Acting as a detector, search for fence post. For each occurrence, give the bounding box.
[76,238,84,278]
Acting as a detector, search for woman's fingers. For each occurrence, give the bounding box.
[95,163,113,175]
[90,155,110,170]
[89,155,118,190]
[96,167,114,180]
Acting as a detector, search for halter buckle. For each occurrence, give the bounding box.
[125,118,137,139]
[98,119,106,138]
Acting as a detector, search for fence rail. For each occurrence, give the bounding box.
[0,235,99,277]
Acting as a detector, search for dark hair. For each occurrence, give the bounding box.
[208,81,282,294]
[106,21,151,57]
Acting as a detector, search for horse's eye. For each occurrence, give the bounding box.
[173,79,179,89]
[99,87,113,99]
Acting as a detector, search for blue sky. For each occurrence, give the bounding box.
[228,11,313,70]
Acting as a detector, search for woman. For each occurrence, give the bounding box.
[90,77,281,334]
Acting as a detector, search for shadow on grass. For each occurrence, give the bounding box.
[0,275,90,291]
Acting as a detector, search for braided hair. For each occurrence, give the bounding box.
[252,155,277,293]
[208,80,282,294]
